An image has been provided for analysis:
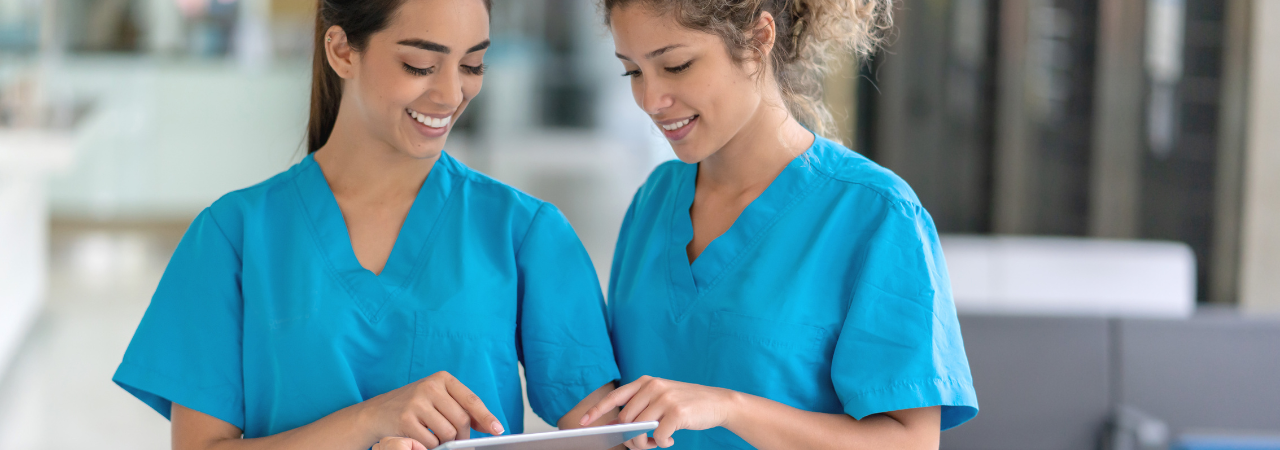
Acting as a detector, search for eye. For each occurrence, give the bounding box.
[402,63,435,76]
[664,60,693,74]
[462,64,487,75]
[621,69,641,78]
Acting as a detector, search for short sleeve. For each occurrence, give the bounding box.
[112,208,246,430]
[516,203,621,425]
[831,202,978,430]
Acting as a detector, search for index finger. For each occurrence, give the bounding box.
[578,378,645,426]
[444,377,504,436]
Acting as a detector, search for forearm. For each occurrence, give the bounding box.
[722,393,938,450]
[174,402,378,450]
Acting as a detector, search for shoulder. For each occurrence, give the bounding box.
[807,136,924,215]
[632,159,688,206]
[203,158,310,242]
[445,153,549,218]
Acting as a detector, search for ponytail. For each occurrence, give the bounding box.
[307,8,344,154]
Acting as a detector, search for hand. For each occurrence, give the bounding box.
[577,376,739,449]
[373,437,428,450]
[360,371,503,448]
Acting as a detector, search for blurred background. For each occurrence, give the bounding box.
[0,0,1277,449]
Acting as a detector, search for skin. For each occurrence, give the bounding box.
[580,5,942,450]
[170,1,617,449]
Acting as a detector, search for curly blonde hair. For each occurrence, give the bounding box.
[603,0,893,138]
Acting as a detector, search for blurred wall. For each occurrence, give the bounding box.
[1238,0,1280,313]
[46,60,308,221]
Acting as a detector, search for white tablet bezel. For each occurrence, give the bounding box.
[429,421,658,450]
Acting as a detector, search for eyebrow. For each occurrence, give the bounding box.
[615,44,685,61]
[397,39,491,54]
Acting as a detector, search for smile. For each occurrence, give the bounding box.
[407,108,451,129]
[659,115,696,131]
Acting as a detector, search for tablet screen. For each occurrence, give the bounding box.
[430,421,658,450]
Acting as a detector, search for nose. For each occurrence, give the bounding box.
[428,66,465,108]
[635,77,674,116]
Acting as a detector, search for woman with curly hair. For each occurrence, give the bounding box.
[578,1,979,448]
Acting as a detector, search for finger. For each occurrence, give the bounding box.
[403,417,441,449]
[435,399,472,440]
[581,378,647,425]
[379,437,423,450]
[444,376,503,435]
[418,406,460,443]
[630,405,678,449]
[617,381,663,424]
[626,435,658,450]
[651,418,682,448]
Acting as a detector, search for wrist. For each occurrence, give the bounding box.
[719,388,750,430]
[349,400,381,444]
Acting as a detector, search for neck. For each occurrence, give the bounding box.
[313,105,437,200]
[697,102,814,195]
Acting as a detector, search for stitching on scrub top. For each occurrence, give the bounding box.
[694,173,832,301]
[512,202,548,262]
[376,170,468,317]
[204,208,243,263]
[842,374,971,400]
[289,175,365,318]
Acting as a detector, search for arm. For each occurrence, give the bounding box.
[172,371,504,450]
[724,391,939,450]
[173,402,370,450]
[579,376,939,450]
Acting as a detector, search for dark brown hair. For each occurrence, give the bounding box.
[602,0,892,138]
[307,0,492,154]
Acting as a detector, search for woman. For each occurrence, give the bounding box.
[112,1,620,449]
[578,1,978,449]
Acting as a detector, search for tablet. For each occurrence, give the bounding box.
[429,421,658,450]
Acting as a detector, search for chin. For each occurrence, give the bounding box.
[402,141,446,160]
[670,139,716,165]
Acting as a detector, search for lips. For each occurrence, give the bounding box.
[406,108,452,138]
[407,108,451,128]
[656,114,698,141]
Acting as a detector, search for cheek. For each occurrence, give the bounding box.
[463,78,483,101]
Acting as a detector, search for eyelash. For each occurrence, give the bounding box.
[403,63,435,76]
[402,63,487,76]
[666,60,693,73]
[621,60,694,78]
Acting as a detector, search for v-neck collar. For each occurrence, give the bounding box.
[292,152,462,322]
[666,135,830,321]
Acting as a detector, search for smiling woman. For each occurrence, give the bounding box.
[110,1,622,450]
[581,1,979,450]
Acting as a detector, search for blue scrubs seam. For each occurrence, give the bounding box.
[372,174,468,322]
[689,173,831,306]
[512,202,549,261]
[289,176,367,320]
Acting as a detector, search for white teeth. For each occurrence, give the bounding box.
[408,109,450,128]
[660,117,692,131]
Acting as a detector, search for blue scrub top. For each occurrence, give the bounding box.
[113,152,620,439]
[609,136,978,449]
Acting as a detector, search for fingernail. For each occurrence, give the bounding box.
[492,422,504,435]
[578,415,589,426]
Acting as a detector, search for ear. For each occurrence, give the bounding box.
[324,25,357,80]
[751,11,777,62]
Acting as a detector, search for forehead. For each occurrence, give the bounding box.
[381,0,490,43]
[610,4,720,56]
